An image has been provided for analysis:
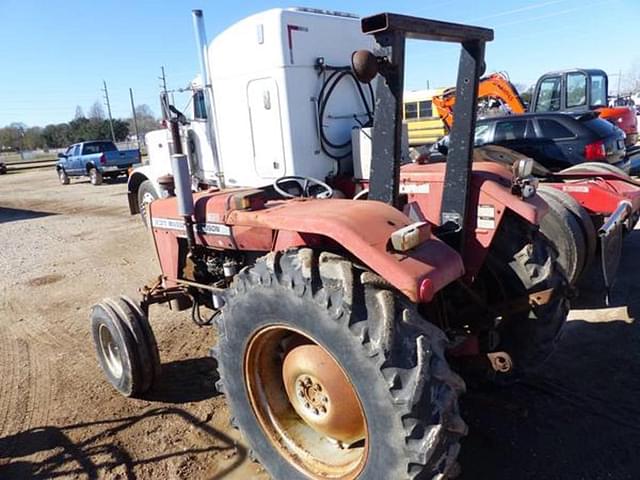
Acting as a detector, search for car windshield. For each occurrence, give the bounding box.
[83,142,117,154]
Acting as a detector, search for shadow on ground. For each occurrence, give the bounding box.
[0,407,245,480]
[459,230,640,480]
[0,207,56,224]
[143,357,220,404]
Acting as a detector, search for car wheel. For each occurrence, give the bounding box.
[58,168,70,185]
[89,168,103,185]
[137,180,158,227]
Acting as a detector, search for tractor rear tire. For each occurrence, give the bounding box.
[485,214,570,378]
[537,189,587,285]
[90,297,159,396]
[89,168,103,186]
[214,249,466,480]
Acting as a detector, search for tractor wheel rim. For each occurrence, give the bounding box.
[244,325,368,479]
[99,324,123,378]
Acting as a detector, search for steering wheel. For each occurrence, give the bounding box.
[273,175,334,199]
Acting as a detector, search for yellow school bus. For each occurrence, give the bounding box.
[403,88,446,146]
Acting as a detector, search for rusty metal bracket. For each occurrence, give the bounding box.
[487,351,513,373]
[529,288,554,306]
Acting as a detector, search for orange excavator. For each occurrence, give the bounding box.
[433,72,526,128]
[433,69,638,147]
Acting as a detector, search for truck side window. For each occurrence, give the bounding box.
[72,145,80,156]
[566,72,587,108]
[494,120,526,142]
[538,119,574,139]
[83,144,98,155]
[590,74,607,107]
[404,102,418,120]
[535,77,561,112]
[418,100,432,118]
[193,90,207,119]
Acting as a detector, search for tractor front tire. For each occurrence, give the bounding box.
[90,296,160,396]
[214,249,466,480]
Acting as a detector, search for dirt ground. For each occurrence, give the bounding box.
[1,168,640,480]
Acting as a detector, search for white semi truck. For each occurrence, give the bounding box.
[127,8,379,222]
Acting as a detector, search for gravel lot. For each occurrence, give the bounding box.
[0,169,265,479]
[1,168,640,479]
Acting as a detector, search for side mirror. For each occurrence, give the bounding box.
[57,153,66,159]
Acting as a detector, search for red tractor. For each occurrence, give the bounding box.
[91,12,577,479]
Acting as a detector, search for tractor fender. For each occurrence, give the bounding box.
[479,178,548,226]
[225,198,464,303]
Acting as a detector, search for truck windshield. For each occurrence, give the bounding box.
[83,142,117,154]
[590,74,607,107]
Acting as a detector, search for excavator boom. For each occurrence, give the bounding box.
[433,72,526,130]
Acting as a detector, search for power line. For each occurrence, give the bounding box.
[465,0,570,23]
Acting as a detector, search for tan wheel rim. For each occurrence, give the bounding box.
[244,325,368,479]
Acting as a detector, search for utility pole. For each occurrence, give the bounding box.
[618,69,622,97]
[159,66,170,119]
[102,80,116,142]
[160,66,168,96]
[129,88,140,149]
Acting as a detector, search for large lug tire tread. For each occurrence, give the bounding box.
[90,302,142,397]
[537,190,586,285]
[537,185,597,272]
[487,214,570,375]
[214,248,466,480]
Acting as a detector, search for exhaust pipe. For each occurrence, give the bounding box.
[172,154,196,251]
[192,9,225,188]
[598,200,632,237]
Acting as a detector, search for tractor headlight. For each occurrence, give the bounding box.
[513,158,533,179]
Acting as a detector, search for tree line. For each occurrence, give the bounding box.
[0,101,160,151]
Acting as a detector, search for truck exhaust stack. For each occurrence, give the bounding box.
[191,9,224,187]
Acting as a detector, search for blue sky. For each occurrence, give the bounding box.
[0,0,637,127]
